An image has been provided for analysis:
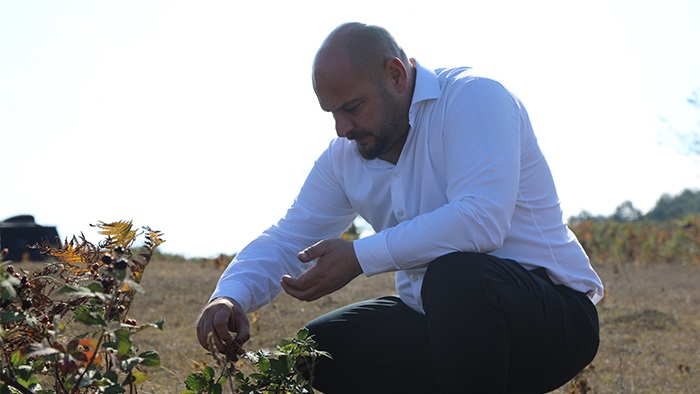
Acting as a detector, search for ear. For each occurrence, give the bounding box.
[385,57,409,93]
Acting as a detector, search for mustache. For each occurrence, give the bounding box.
[346,130,372,141]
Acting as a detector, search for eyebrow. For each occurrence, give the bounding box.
[326,98,363,113]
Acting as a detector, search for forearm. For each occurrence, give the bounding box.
[354,197,512,275]
[210,231,308,312]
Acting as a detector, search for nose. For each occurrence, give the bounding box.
[333,113,354,138]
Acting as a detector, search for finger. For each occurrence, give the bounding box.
[196,317,211,349]
[233,312,251,345]
[298,240,327,262]
[197,319,227,352]
[280,271,318,293]
[280,274,302,293]
[197,307,223,350]
[297,248,315,262]
[211,308,236,352]
[281,275,322,302]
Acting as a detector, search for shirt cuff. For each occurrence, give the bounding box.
[210,280,253,313]
[353,232,397,276]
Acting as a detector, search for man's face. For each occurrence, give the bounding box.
[314,57,408,161]
[341,83,405,160]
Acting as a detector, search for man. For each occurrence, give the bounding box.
[197,22,603,393]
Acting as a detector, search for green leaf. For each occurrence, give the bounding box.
[74,306,107,327]
[1,310,26,324]
[152,318,165,330]
[269,357,291,376]
[0,276,19,302]
[210,382,223,394]
[16,374,40,389]
[256,356,271,373]
[104,384,126,394]
[102,341,118,352]
[184,373,210,390]
[15,365,34,381]
[296,327,310,341]
[202,366,215,381]
[104,370,119,384]
[132,318,165,334]
[114,267,127,281]
[10,350,27,367]
[113,328,133,357]
[138,350,160,367]
[87,282,103,293]
[120,356,143,372]
[57,284,106,300]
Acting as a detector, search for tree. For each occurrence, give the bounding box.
[685,90,700,156]
[665,88,700,157]
[612,200,643,222]
[645,188,700,220]
[568,210,606,225]
[568,189,700,223]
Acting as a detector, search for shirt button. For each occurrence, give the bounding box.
[393,172,400,178]
[397,210,405,217]
[411,275,419,281]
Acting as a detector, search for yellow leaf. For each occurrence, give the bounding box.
[94,220,137,249]
[131,371,149,384]
[48,237,89,266]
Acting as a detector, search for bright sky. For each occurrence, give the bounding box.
[1,1,699,258]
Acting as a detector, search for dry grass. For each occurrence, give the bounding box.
[55,258,700,393]
[129,257,395,393]
[551,262,700,393]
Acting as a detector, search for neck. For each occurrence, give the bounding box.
[379,128,409,165]
[378,63,416,165]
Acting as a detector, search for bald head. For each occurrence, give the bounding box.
[313,23,409,87]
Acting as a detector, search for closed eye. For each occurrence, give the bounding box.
[344,102,362,114]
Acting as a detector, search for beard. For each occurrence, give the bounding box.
[351,88,406,160]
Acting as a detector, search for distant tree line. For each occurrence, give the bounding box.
[569,188,700,224]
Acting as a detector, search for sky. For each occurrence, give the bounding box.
[1,0,699,258]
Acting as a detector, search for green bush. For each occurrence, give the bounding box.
[185,328,330,394]
[569,214,700,265]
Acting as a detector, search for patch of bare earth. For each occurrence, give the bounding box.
[553,262,700,393]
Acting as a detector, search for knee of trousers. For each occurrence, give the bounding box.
[421,252,501,301]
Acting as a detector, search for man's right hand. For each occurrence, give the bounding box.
[196,296,251,353]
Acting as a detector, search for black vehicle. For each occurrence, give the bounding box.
[0,215,60,261]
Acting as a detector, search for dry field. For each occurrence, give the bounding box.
[120,258,698,393]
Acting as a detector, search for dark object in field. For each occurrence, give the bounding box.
[0,215,60,261]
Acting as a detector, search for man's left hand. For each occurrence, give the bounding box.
[281,238,363,301]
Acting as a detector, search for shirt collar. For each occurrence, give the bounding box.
[411,59,441,104]
[409,59,441,125]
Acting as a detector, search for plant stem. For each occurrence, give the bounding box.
[0,371,35,394]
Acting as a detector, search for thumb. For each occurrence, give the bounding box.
[298,241,326,263]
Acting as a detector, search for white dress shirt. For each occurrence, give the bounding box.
[211,60,605,314]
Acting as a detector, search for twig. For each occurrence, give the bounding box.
[0,371,35,394]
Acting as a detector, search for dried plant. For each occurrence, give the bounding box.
[1,221,165,393]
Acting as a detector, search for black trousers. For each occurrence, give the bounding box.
[304,252,599,393]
